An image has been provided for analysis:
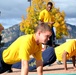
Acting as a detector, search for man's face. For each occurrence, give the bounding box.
[39,31,52,44]
[47,5,52,11]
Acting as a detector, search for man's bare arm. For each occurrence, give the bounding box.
[21,60,29,75]
[62,51,68,70]
[72,56,76,69]
[36,60,43,75]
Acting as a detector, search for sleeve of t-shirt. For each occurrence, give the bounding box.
[39,11,44,21]
[32,47,42,60]
[19,37,31,61]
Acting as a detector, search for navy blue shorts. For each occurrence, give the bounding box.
[0,47,12,74]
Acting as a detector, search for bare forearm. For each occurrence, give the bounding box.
[36,60,43,75]
[72,56,75,68]
[62,51,68,70]
[37,66,43,75]
[63,57,67,70]
[21,60,29,75]
[21,67,28,75]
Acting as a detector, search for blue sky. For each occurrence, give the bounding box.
[0,0,76,29]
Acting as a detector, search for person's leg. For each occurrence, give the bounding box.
[42,47,56,66]
[56,59,62,65]
[0,47,12,74]
[51,27,56,47]
[0,60,12,74]
[6,69,13,73]
[44,27,56,47]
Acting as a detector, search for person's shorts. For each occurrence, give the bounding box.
[0,47,12,73]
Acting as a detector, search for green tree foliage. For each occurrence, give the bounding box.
[20,0,68,39]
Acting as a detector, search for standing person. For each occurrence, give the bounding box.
[0,22,52,75]
[39,2,55,48]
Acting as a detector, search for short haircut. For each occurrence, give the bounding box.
[35,22,52,33]
[47,2,53,7]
